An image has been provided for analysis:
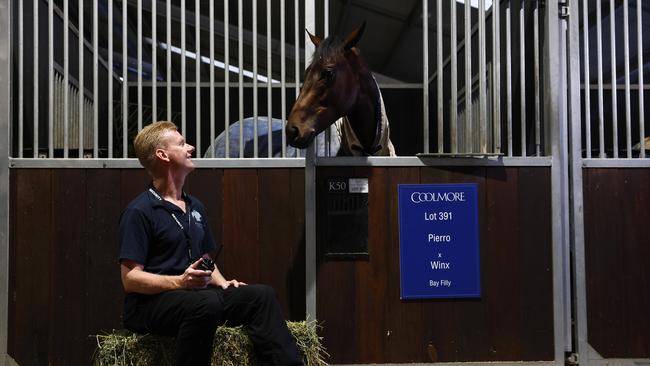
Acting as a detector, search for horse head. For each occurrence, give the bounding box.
[286,23,368,149]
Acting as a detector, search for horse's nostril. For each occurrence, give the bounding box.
[287,125,299,141]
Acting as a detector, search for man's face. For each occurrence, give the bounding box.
[159,129,195,171]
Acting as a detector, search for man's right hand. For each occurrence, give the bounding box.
[178,258,213,289]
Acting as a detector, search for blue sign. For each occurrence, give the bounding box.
[398,184,480,299]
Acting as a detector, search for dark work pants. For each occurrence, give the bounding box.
[124,284,304,366]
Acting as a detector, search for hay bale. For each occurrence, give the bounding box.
[94,320,327,366]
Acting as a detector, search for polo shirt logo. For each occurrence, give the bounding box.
[191,210,203,223]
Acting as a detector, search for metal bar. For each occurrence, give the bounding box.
[18,0,23,157]
[0,0,11,357]
[224,0,230,157]
[596,0,605,158]
[107,0,113,158]
[253,0,259,158]
[464,0,471,153]
[609,0,618,158]
[544,0,570,358]
[623,0,631,158]
[267,0,273,158]
[294,0,300,157]
[209,0,215,149]
[92,1,98,158]
[324,0,329,36]
[152,0,157,122]
[436,0,442,153]
[478,0,486,153]
[166,0,171,121]
[238,0,244,158]
[451,1,457,153]
[195,0,201,154]
[639,0,646,157]
[49,0,53,157]
[123,0,128,157]
[582,0,591,158]
[137,0,142,131]
[506,4,512,157]
[519,1,525,157]
[79,0,84,157]
[33,0,38,157]
[181,0,186,134]
[422,0,429,154]
[281,0,287,157]
[304,0,316,324]
[534,2,540,156]
[567,0,589,359]
[64,0,69,158]
[492,1,502,153]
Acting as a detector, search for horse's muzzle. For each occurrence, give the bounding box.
[286,124,316,149]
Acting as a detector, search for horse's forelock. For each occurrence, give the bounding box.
[313,36,345,65]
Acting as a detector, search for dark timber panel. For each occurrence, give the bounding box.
[316,166,554,363]
[9,168,305,365]
[584,168,650,358]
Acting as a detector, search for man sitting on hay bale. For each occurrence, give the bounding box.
[118,121,304,366]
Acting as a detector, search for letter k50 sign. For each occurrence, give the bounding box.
[398,184,481,299]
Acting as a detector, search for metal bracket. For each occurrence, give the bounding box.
[559,1,570,18]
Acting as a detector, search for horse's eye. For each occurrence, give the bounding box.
[320,69,335,84]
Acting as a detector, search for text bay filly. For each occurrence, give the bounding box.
[286,23,396,156]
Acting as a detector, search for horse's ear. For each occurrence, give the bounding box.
[343,21,366,50]
[306,29,322,47]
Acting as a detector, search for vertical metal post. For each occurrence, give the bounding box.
[464,0,471,153]
[596,0,605,158]
[123,0,128,157]
[32,0,38,158]
[0,0,10,361]
[152,0,157,122]
[638,0,645,157]
[94,0,99,157]
[64,0,70,158]
[519,1,526,156]
[582,0,591,158]
[609,0,618,158]
[78,0,84,157]
[506,4,512,156]
[622,0,631,158]
[137,0,142,131]
[167,0,172,122]
[238,0,244,158]
[108,0,114,158]
[294,0,300,157]
[267,0,273,158]
[209,0,215,148]
[253,0,259,157]
[492,0,500,153]
[451,1,457,154]
[18,0,23,158]
[305,0,317,321]
[49,0,53,157]
[478,0,486,153]
[195,0,201,153]
[224,0,230,157]
[181,0,186,134]
[544,0,570,360]
[422,0,429,154]
[436,0,443,153]
[281,0,287,157]
[534,2,541,156]
[568,0,589,363]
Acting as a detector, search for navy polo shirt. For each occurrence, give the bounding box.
[119,185,220,275]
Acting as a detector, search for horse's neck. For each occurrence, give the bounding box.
[346,73,380,151]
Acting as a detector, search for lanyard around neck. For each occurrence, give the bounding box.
[149,188,193,264]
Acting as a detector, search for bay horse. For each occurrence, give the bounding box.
[204,23,395,157]
[286,22,396,156]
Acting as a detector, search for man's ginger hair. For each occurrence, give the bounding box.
[133,121,177,172]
